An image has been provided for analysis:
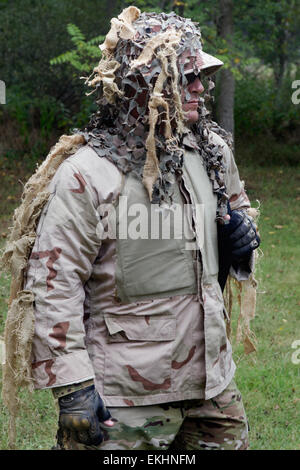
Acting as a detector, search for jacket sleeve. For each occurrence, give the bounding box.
[223,145,251,211]
[24,157,103,389]
[223,143,257,281]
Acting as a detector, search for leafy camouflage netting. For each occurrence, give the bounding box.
[0,6,259,448]
[80,7,230,218]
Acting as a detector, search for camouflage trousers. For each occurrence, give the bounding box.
[56,380,249,450]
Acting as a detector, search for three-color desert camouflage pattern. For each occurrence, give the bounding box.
[55,380,249,450]
[25,132,252,406]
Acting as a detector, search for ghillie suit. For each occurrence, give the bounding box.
[0,6,259,448]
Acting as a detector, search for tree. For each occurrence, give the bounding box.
[235,0,300,90]
[216,0,235,135]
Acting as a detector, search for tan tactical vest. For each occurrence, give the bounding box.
[115,149,219,302]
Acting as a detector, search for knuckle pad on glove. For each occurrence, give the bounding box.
[231,210,245,223]
[59,414,76,429]
[60,413,89,431]
[229,223,251,242]
[219,210,246,240]
[232,245,252,259]
[232,229,256,249]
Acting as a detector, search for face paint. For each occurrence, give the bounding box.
[180,55,205,125]
[182,78,205,124]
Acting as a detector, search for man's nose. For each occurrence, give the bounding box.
[189,77,204,94]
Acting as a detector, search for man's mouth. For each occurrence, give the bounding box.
[186,101,199,107]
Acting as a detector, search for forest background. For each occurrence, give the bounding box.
[0,0,299,450]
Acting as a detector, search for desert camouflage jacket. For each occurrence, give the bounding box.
[25,130,252,404]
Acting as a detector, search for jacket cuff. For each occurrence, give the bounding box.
[52,378,94,399]
[32,350,95,390]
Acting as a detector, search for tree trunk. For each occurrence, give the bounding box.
[216,0,235,136]
[273,10,288,94]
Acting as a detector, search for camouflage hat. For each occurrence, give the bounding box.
[91,7,223,106]
[184,50,224,77]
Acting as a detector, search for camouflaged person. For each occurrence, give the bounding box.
[22,7,260,450]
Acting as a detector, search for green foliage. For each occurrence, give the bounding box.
[0,0,117,170]
[235,74,300,142]
[1,85,96,168]
[50,24,104,73]
[7,87,67,137]
[0,0,115,93]
[236,134,299,167]
[0,0,299,167]
[235,0,300,87]
[123,0,164,14]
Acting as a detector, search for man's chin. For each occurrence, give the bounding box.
[184,110,199,125]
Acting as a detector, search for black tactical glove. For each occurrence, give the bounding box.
[58,384,112,446]
[218,204,260,291]
[219,205,260,261]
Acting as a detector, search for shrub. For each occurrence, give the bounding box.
[235,74,300,142]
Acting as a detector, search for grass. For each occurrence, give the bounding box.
[0,157,299,450]
[231,165,300,450]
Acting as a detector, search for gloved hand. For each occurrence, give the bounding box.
[219,204,260,261]
[58,384,113,446]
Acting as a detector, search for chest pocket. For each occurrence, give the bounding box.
[115,174,197,303]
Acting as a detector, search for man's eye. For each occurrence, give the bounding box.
[185,72,200,84]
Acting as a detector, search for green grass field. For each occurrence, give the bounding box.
[0,159,299,450]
